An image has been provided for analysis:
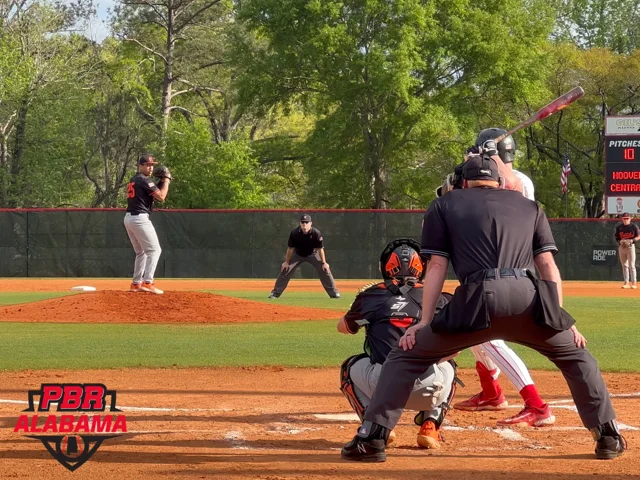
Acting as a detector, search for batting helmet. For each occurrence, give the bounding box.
[380,238,425,281]
[475,128,516,164]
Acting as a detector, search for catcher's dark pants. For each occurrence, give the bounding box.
[271,251,339,297]
[363,277,615,430]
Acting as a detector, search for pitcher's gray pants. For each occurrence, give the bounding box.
[271,251,339,297]
[124,213,162,284]
[619,245,637,284]
[363,277,615,431]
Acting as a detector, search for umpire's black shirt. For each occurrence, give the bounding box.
[421,187,557,282]
[288,226,324,257]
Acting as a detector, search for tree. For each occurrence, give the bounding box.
[522,44,640,217]
[114,0,229,150]
[238,0,556,208]
[555,0,640,54]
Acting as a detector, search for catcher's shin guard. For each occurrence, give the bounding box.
[414,360,464,429]
[340,354,369,421]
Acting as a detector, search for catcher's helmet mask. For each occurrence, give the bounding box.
[380,238,426,282]
[475,128,516,164]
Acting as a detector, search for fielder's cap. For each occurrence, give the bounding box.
[139,154,158,165]
[300,214,312,222]
[462,155,500,181]
[622,212,631,219]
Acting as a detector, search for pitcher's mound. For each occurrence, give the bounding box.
[0,291,340,324]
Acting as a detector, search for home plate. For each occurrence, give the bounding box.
[71,286,97,292]
[314,413,360,421]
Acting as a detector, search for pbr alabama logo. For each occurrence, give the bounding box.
[14,384,127,471]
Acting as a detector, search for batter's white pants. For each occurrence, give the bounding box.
[471,340,534,391]
[124,213,162,284]
[349,357,455,421]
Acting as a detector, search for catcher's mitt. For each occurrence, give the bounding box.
[620,239,634,248]
[153,165,173,181]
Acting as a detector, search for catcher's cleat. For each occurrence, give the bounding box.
[140,282,163,295]
[496,404,555,427]
[454,391,508,411]
[129,283,141,293]
[416,420,443,449]
[341,436,386,462]
[268,292,279,299]
[330,293,341,299]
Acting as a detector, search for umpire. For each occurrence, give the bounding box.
[341,154,625,462]
[269,214,340,299]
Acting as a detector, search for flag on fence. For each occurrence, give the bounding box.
[561,152,571,194]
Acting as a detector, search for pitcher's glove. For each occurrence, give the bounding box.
[620,239,634,248]
[153,165,173,181]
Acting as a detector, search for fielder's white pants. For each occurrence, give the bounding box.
[471,340,534,391]
[619,245,637,284]
[349,357,455,420]
[123,213,162,284]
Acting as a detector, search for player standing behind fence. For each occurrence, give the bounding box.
[124,154,171,295]
[269,214,340,299]
[615,212,640,289]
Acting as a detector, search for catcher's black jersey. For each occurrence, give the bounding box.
[288,226,324,257]
[421,187,557,282]
[343,282,450,365]
[615,223,640,242]
[126,173,159,214]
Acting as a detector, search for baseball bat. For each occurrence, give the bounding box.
[494,86,585,143]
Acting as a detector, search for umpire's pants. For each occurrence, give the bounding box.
[363,277,615,430]
[271,251,339,297]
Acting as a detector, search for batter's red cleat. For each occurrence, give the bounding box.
[129,283,141,292]
[454,391,508,411]
[140,282,164,294]
[496,404,555,427]
[416,420,443,449]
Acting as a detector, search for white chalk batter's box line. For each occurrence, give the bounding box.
[1,393,638,433]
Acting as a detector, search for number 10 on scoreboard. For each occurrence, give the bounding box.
[625,148,635,160]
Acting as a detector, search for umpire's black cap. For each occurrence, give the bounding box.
[462,155,500,181]
[300,214,312,222]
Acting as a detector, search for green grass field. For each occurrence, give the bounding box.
[1,290,639,372]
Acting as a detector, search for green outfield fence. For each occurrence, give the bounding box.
[0,209,632,281]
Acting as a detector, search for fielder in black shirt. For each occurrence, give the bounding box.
[269,214,340,298]
[614,212,640,288]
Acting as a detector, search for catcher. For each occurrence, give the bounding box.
[123,154,172,294]
[338,238,459,449]
[615,212,640,289]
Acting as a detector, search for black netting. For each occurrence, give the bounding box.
[0,210,631,280]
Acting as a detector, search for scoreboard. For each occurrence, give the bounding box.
[605,116,640,215]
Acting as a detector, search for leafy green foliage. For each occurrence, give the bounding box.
[165,118,270,208]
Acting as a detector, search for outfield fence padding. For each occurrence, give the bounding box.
[0,209,632,281]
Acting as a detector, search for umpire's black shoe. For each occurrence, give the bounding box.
[268,292,279,299]
[595,435,627,459]
[341,436,386,462]
[341,420,389,462]
[591,420,627,460]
